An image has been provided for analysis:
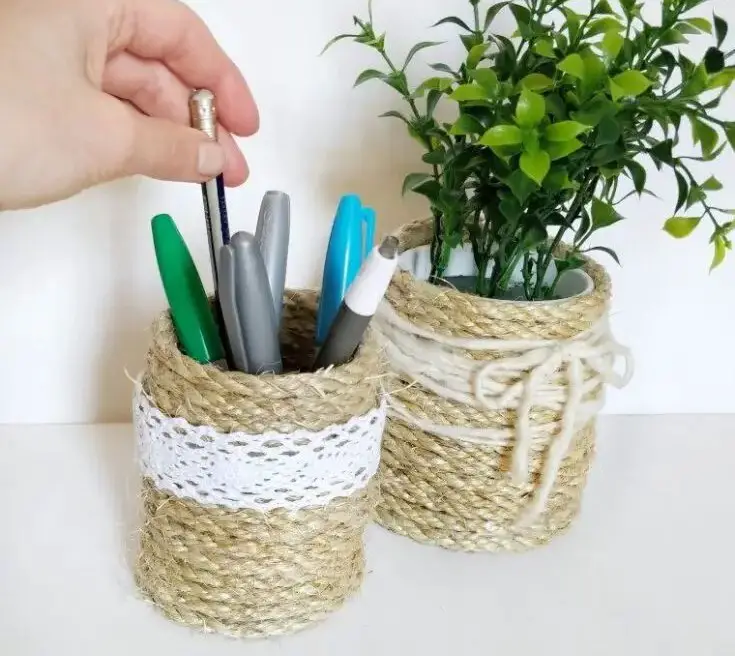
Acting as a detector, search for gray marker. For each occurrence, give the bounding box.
[218,244,249,372]
[255,190,290,327]
[313,236,399,370]
[230,231,283,375]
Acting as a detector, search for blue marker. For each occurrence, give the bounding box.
[315,195,376,344]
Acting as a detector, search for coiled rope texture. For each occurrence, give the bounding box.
[373,219,632,553]
[135,290,384,638]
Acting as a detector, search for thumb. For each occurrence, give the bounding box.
[107,102,226,183]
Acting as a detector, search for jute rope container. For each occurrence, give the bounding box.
[373,218,632,553]
[133,290,386,638]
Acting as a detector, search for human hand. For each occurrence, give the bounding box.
[0,0,258,211]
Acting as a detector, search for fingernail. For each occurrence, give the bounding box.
[198,142,225,177]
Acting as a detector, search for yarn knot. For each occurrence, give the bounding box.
[374,301,633,526]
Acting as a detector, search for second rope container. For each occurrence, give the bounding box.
[372,219,631,553]
[133,290,385,638]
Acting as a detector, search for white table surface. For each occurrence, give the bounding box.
[1,415,733,655]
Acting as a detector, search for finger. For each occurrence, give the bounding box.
[102,52,247,186]
[98,98,227,184]
[117,0,258,137]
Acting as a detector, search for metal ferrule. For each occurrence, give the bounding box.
[189,89,218,140]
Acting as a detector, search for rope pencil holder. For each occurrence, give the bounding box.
[132,289,386,638]
[372,218,633,553]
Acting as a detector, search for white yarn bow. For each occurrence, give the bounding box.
[374,301,634,526]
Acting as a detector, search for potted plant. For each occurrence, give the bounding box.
[324,0,733,552]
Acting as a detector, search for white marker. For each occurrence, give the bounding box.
[313,236,399,370]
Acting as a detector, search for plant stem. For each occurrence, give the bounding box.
[534,172,598,299]
[375,45,448,279]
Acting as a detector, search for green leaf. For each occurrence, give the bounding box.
[558,54,586,80]
[563,8,582,42]
[584,246,621,266]
[610,70,652,100]
[479,124,524,146]
[467,43,492,69]
[520,150,551,185]
[449,84,488,102]
[484,2,510,32]
[711,235,728,270]
[546,138,584,161]
[402,173,434,196]
[686,185,706,209]
[709,68,735,90]
[674,170,689,213]
[702,176,723,191]
[534,39,556,59]
[625,160,647,195]
[660,29,688,45]
[586,17,624,37]
[571,95,617,126]
[426,90,443,117]
[320,33,358,56]
[591,143,625,167]
[596,115,622,145]
[554,255,586,275]
[677,22,704,36]
[545,121,590,142]
[522,223,549,249]
[714,14,728,48]
[485,1,511,30]
[545,93,568,120]
[379,110,410,126]
[591,198,623,228]
[461,32,484,53]
[649,139,674,166]
[686,18,713,33]
[422,149,446,165]
[404,41,443,69]
[602,31,625,58]
[682,62,709,97]
[413,77,454,97]
[543,169,575,192]
[432,16,472,31]
[354,69,387,86]
[515,89,547,127]
[664,216,701,239]
[507,169,539,203]
[510,3,532,36]
[499,195,523,222]
[450,114,485,135]
[382,71,409,94]
[470,68,499,93]
[579,51,607,96]
[523,129,541,154]
[430,63,459,77]
[691,118,719,157]
[704,47,726,74]
[520,73,555,91]
[725,123,735,151]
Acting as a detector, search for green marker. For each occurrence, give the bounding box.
[151,214,225,364]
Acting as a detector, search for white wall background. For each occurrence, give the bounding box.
[0,0,733,424]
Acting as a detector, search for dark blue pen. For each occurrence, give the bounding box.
[189,89,230,291]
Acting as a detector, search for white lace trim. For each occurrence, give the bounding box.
[133,390,385,512]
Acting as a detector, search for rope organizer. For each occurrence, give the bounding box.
[372,219,633,552]
[133,290,386,638]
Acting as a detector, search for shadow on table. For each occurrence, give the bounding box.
[89,423,143,577]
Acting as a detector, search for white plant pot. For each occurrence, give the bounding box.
[398,243,594,302]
